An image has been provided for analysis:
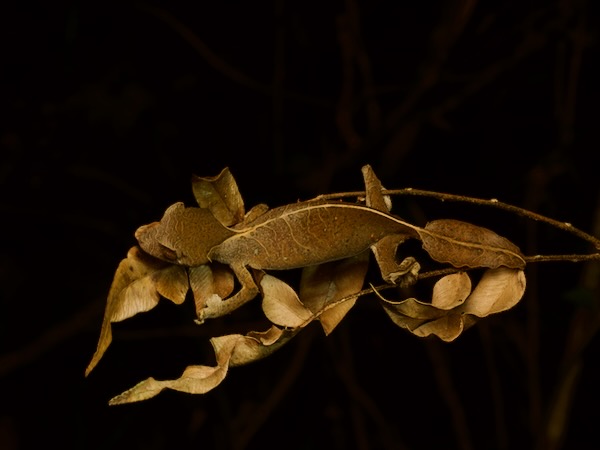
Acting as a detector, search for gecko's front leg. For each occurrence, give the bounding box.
[200,263,259,322]
[371,236,420,287]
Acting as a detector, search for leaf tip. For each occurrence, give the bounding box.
[84,361,95,378]
[108,377,162,405]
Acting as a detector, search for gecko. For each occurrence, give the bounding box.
[135,166,421,321]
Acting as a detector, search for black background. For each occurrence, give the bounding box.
[1,1,599,449]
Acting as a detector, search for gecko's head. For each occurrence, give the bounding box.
[135,202,232,266]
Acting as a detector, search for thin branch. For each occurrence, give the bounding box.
[316,188,600,250]
[525,254,600,263]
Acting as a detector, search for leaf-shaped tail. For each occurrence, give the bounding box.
[418,219,526,269]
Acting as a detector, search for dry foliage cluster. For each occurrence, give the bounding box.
[86,165,600,406]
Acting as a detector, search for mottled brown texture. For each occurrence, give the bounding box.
[210,202,416,270]
[136,202,235,266]
[419,219,526,269]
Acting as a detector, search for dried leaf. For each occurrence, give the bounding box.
[419,219,526,269]
[109,325,296,404]
[379,269,525,342]
[460,267,526,316]
[299,253,369,334]
[412,314,465,341]
[85,247,189,375]
[226,326,295,366]
[261,275,313,328]
[191,167,245,226]
[431,271,472,309]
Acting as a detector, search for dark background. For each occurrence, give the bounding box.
[1,1,599,449]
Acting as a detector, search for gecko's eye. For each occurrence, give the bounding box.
[158,244,178,262]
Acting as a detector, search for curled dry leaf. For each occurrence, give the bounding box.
[261,274,314,328]
[418,219,526,269]
[191,167,245,226]
[109,325,296,405]
[464,267,527,316]
[379,268,526,341]
[260,253,369,333]
[299,253,369,334]
[85,247,189,376]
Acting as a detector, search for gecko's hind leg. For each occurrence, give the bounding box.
[199,263,259,322]
[361,165,420,287]
[371,235,420,287]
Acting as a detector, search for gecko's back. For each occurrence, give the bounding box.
[210,201,417,270]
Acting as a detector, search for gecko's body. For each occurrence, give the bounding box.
[137,200,416,270]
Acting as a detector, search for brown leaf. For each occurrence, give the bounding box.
[191,167,245,226]
[261,275,313,328]
[419,219,526,269]
[226,326,296,366]
[379,269,525,342]
[85,247,189,376]
[412,314,465,341]
[299,253,369,334]
[431,271,472,309]
[108,325,296,404]
[460,267,526,316]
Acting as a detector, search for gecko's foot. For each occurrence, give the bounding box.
[384,257,420,288]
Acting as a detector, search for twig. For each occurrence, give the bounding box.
[525,254,600,263]
[317,188,600,250]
